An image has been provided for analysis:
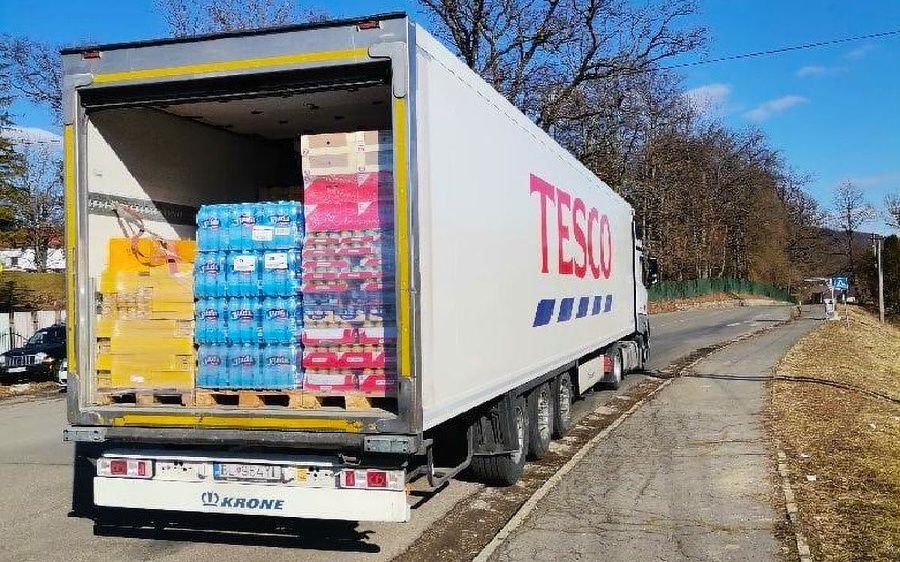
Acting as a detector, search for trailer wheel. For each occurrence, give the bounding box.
[527,383,553,459]
[605,349,623,390]
[470,395,529,486]
[552,372,573,438]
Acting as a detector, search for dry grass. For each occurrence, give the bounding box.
[0,271,65,311]
[0,381,59,400]
[649,292,785,314]
[768,306,900,561]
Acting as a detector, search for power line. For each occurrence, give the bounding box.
[659,29,900,71]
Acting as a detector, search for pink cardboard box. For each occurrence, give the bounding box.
[358,371,398,396]
[302,328,357,346]
[302,349,340,369]
[303,371,358,394]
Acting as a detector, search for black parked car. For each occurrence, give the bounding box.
[0,325,66,383]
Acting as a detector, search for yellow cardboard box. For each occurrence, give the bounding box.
[96,319,194,339]
[107,238,197,272]
[97,369,195,390]
[96,352,195,372]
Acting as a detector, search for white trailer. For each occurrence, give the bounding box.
[62,12,655,524]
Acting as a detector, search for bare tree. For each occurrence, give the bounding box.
[831,181,876,275]
[0,60,26,202]
[1,145,63,272]
[0,36,62,119]
[156,0,327,36]
[418,0,706,130]
[886,192,900,230]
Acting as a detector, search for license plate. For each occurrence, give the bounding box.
[213,463,282,482]
[7,367,26,373]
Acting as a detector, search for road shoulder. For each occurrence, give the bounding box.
[480,314,819,561]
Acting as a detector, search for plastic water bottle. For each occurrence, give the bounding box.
[196,206,209,251]
[263,296,298,343]
[261,250,299,296]
[226,252,259,297]
[227,297,245,344]
[229,343,260,389]
[194,252,225,298]
[240,204,260,251]
[229,297,260,344]
[272,202,303,249]
[198,344,227,388]
[261,344,297,389]
[195,298,215,343]
[196,205,223,252]
[216,205,233,251]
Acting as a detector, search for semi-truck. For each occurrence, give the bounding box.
[62,12,656,524]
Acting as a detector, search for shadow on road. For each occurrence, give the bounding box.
[90,510,381,553]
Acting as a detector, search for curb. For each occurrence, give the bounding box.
[777,450,814,562]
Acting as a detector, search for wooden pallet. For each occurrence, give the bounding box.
[192,389,383,410]
[193,389,310,409]
[96,388,192,407]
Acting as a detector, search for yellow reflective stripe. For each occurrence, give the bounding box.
[63,125,77,373]
[112,414,362,432]
[93,48,369,84]
[393,98,412,378]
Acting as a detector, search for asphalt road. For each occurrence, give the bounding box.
[0,304,794,562]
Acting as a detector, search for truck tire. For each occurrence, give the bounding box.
[527,383,553,459]
[640,338,650,371]
[552,372,573,438]
[469,395,529,486]
[604,349,623,390]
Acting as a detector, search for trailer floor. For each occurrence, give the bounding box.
[0,305,798,562]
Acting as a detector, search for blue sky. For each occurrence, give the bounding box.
[1,0,898,229]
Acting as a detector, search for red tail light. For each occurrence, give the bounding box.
[366,470,387,488]
[344,470,356,487]
[98,457,153,479]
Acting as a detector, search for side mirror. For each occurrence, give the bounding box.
[646,257,659,286]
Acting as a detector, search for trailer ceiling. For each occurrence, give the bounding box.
[156,85,390,139]
[79,61,390,109]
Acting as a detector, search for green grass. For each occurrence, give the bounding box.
[0,272,65,311]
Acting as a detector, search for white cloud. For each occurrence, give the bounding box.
[842,172,900,188]
[683,83,731,114]
[744,95,808,121]
[797,65,828,78]
[1,126,63,147]
[844,44,874,61]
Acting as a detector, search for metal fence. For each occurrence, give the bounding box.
[0,310,66,354]
[648,278,794,303]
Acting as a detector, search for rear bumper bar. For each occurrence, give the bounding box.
[94,477,411,522]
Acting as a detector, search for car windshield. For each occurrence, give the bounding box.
[27,329,62,346]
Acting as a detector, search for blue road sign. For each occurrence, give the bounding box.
[832,276,849,291]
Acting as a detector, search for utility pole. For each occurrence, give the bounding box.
[872,234,885,323]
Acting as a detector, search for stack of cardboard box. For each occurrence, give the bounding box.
[96,238,196,390]
[297,131,398,397]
